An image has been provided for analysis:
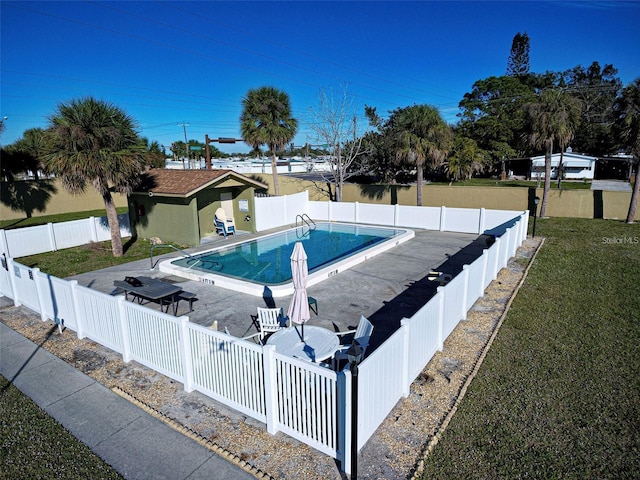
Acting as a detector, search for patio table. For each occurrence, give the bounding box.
[266,325,339,363]
[114,276,183,315]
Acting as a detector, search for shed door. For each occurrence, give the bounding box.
[221,192,234,222]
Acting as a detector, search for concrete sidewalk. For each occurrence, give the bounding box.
[0,319,256,480]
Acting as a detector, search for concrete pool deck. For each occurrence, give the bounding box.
[68,226,493,354]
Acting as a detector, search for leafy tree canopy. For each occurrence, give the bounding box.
[558,61,622,155]
[240,86,297,196]
[458,75,536,162]
[43,97,148,256]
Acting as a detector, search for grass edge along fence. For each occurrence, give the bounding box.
[0,198,527,475]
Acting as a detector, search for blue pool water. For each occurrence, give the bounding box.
[170,223,407,286]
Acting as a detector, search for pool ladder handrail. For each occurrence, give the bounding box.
[150,244,210,270]
[295,214,316,238]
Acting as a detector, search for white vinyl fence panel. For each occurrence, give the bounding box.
[357,203,395,226]
[272,353,340,456]
[307,200,330,222]
[38,274,78,330]
[405,296,442,381]
[254,192,308,231]
[466,255,487,312]
[188,325,267,420]
[4,224,53,257]
[124,304,185,381]
[52,219,98,250]
[443,207,481,234]
[441,271,468,339]
[356,329,407,450]
[74,285,124,354]
[10,263,41,313]
[0,214,131,258]
[396,205,441,230]
[330,202,357,223]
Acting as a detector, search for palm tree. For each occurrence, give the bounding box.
[11,128,48,179]
[391,105,452,206]
[612,79,640,223]
[525,89,582,218]
[139,137,166,169]
[44,97,147,257]
[240,86,298,196]
[446,135,486,182]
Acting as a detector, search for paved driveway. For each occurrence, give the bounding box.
[591,180,632,191]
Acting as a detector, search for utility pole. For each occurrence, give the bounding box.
[178,122,189,169]
[205,135,243,170]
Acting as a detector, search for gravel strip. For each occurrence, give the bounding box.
[0,237,541,479]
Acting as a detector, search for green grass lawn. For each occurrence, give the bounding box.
[419,217,640,479]
[15,237,181,278]
[0,375,123,479]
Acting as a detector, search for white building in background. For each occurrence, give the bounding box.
[165,155,333,174]
[530,149,597,180]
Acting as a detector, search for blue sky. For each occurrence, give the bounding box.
[2,1,639,154]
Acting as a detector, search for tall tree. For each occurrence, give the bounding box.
[506,32,530,77]
[525,89,582,217]
[360,106,403,183]
[240,86,298,196]
[446,134,487,182]
[9,128,49,179]
[458,75,537,166]
[391,105,452,206]
[560,62,622,155]
[308,86,366,202]
[612,79,640,223]
[139,137,166,169]
[44,97,147,257]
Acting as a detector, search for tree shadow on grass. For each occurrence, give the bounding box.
[123,235,138,255]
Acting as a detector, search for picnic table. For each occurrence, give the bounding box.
[113,276,186,316]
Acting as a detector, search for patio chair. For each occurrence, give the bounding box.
[332,315,374,370]
[214,207,236,237]
[222,325,263,344]
[256,306,290,341]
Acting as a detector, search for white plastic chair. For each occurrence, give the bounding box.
[214,207,236,237]
[332,315,374,370]
[256,307,290,341]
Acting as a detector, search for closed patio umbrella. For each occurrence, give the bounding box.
[287,241,310,340]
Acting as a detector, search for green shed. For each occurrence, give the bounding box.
[129,169,268,246]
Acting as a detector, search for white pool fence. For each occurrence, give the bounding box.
[0,196,528,474]
[0,213,131,258]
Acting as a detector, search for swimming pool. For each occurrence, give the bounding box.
[159,222,414,297]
